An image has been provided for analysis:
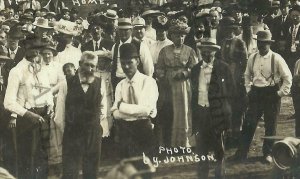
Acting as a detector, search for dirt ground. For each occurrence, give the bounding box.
[97,96,296,179]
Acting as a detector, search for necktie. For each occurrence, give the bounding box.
[292,25,297,52]
[10,51,15,59]
[128,81,137,104]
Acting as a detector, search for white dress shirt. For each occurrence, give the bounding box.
[4,58,54,117]
[150,38,173,64]
[245,50,292,96]
[111,71,158,121]
[57,44,82,69]
[145,27,156,41]
[198,61,213,107]
[111,37,154,78]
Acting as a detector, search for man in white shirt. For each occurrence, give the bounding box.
[150,23,173,65]
[4,35,54,179]
[112,43,158,158]
[231,30,292,163]
[132,16,155,48]
[111,18,154,89]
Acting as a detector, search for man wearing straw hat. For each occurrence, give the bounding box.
[111,17,154,89]
[231,30,292,163]
[132,16,155,48]
[191,37,235,179]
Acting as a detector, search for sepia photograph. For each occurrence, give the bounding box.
[0,0,300,178]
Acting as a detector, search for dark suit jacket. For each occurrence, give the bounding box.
[81,39,114,52]
[4,0,18,12]
[1,47,25,87]
[285,23,300,56]
[272,15,291,41]
[191,59,235,134]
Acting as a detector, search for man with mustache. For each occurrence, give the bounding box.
[57,51,106,179]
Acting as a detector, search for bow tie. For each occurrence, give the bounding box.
[81,80,91,85]
[201,63,213,69]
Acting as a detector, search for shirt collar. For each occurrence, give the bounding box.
[201,59,214,69]
[120,36,132,45]
[126,70,141,83]
[93,39,101,45]
[259,50,272,59]
[9,46,18,54]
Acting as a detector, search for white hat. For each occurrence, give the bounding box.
[54,19,80,36]
[132,16,145,27]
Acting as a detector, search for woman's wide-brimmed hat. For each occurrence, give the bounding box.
[33,17,53,29]
[253,30,275,42]
[197,38,221,51]
[168,22,189,35]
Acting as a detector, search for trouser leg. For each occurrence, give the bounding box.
[82,128,102,179]
[262,92,280,157]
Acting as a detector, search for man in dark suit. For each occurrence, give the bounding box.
[191,38,235,179]
[271,1,292,57]
[285,5,300,72]
[81,17,114,53]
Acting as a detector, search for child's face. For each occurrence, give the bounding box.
[98,59,111,71]
[64,66,76,78]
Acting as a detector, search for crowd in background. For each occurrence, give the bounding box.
[0,0,300,178]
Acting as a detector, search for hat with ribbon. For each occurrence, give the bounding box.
[33,17,53,29]
[120,43,139,60]
[117,18,133,29]
[41,37,57,56]
[254,30,275,42]
[142,9,164,17]
[133,16,146,27]
[197,38,221,51]
[54,19,80,36]
[104,9,118,20]
[168,22,189,35]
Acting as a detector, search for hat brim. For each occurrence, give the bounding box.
[104,14,118,20]
[133,25,146,28]
[253,37,275,42]
[142,11,164,17]
[117,26,133,29]
[34,24,53,29]
[198,45,221,51]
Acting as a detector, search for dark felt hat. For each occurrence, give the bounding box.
[120,43,139,59]
[8,25,25,39]
[24,34,46,49]
[254,30,274,42]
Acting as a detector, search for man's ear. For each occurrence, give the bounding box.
[136,57,140,65]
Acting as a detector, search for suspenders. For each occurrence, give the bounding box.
[251,52,276,85]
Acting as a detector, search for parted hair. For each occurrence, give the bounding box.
[80,51,98,63]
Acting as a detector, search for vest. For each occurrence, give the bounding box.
[65,75,102,130]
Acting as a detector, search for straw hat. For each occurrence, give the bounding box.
[197,38,221,51]
[132,17,146,27]
[33,18,53,29]
[117,18,133,29]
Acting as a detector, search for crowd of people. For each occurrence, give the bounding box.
[0,0,300,178]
